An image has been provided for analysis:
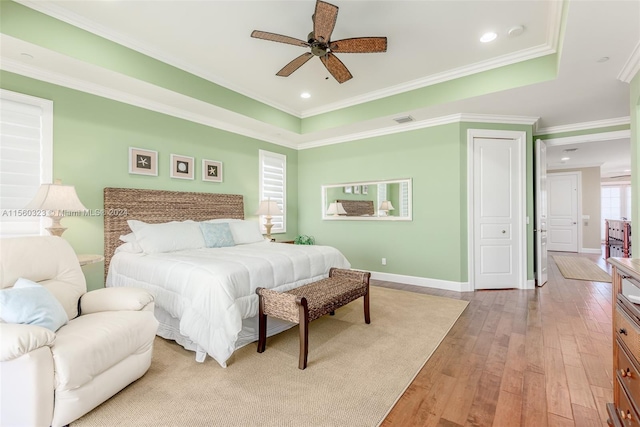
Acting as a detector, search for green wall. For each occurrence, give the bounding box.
[297,122,534,284]
[0,71,298,290]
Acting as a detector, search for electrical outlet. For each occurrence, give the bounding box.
[381,258,387,265]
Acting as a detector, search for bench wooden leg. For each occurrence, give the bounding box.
[257,291,267,353]
[364,291,370,324]
[298,298,309,370]
[329,310,335,316]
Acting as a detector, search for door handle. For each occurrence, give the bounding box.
[572,222,577,225]
[502,230,506,234]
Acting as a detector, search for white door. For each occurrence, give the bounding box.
[473,136,523,289]
[547,172,579,252]
[535,139,548,286]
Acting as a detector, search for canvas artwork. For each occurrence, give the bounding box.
[170,154,194,180]
[202,159,223,182]
[129,147,158,176]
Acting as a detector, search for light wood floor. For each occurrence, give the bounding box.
[378,250,613,427]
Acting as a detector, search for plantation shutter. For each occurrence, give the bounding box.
[0,90,53,236]
[377,183,387,216]
[400,181,409,217]
[259,150,286,233]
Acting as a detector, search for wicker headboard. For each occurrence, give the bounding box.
[337,199,375,216]
[103,187,244,277]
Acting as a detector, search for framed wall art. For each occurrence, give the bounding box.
[129,147,158,176]
[344,186,352,194]
[170,154,194,180]
[354,185,361,194]
[202,159,223,182]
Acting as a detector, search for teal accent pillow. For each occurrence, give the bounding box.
[0,278,69,332]
[199,222,236,248]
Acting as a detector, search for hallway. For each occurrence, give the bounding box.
[379,250,613,426]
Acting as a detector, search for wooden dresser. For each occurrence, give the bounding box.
[608,257,640,426]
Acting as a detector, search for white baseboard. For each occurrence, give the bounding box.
[370,271,473,292]
[581,248,602,254]
[526,279,536,289]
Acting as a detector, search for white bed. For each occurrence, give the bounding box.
[103,188,351,367]
[107,237,349,367]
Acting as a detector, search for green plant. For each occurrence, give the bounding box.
[294,235,315,245]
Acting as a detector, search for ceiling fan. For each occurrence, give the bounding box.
[251,0,387,84]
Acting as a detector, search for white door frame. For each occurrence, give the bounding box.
[547,171,582,253]
[467,128,528,290]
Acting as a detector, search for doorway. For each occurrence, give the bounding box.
[468,129,527,290]
[547,172,581,252]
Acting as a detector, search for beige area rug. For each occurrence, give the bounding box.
[553,255,612,283]
[72,286,468,427]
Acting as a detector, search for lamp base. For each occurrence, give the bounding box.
[265,217,273,241]
[47,215,67,237]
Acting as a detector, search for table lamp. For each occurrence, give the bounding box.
[24,179,87,237]
[255,198,283,240]
[379,200,395,217]
[326,202,347,217]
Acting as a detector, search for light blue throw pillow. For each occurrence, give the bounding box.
[199,222,236,248]
[0,278,69,332]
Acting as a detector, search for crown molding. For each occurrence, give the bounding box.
[16,0,562,120]
[15,0,301,118]
[300,1,564,119]
[300,44,555,118]
[543,129,630,146]
[618,41,640,83]
[298,113,539,150]
[536,116,630,135]
[1,57,299,150]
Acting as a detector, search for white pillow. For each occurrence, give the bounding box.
[229,220,264,245]
[203,218,243,224]
[115,242,143,254]
[127,220,205,254]
[0,278,68,332]
[120,233,137,243]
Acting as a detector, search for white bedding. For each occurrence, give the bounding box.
[106,241,350,367]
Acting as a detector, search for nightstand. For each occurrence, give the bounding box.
[77,254,105,267]
[271,239,295,244]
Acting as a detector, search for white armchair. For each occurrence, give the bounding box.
[0,236,159,427]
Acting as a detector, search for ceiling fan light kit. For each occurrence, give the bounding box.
[251,0,387,84]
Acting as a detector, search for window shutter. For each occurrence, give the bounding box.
[0,90,53,236]
[377,183,387,216]
[259,150,286,233]
[400,181,409,217]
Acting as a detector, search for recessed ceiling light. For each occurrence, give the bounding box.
[597,56,610,63]
[561,157,570,161]
[300,92,311,99]
[480,32,497,43]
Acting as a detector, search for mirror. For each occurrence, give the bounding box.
[322,179,412,221]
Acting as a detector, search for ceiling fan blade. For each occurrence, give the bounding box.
[330,37,387,53]
[321,53,352,84]
[313,1,339,43]
[276,52,314,77]
[251,30,309,48]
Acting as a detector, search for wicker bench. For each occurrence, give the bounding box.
[256,268,371,369]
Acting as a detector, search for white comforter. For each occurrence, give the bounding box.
[106,241,350,367]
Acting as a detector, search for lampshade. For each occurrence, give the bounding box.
[255,200,283,216]
[24,180,87,237]
[379,200,395,211]
[24,182,87,212]
[326,202,347,216]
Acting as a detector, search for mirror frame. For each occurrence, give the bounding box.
[321,178,413,221]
